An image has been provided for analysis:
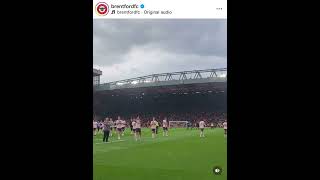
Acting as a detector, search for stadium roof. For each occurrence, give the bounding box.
[94,68,227,91]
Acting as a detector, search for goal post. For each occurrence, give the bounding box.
[169,121,188,128]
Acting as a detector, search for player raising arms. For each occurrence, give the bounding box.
[223,120,227,137]
[162,117,168,136]
[199,119,206,137]
[135,116,142,141]
[115,116,122,140]
[150,117,157,138]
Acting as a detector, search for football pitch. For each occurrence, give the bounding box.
[93,128,227,180]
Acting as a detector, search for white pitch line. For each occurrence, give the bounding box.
[95,140,125,144]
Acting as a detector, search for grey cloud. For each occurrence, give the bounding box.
[93,19,227,82]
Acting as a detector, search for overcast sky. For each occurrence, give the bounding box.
[93,19,227,83]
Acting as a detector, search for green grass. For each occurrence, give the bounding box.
[93,128,227,180]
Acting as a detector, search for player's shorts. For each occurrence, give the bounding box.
[200,128,204,131]
[224,129,227,134]
[163,127,168,131]
[132,128,136,132]
[151,129,156,133]
[93,128,96,130]
[117,128,122,132]
[135,128,141,133]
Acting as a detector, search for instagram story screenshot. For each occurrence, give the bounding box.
[5,1,313,180]
[93,0,227,180]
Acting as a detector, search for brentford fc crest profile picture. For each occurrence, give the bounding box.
[95,2,109,16]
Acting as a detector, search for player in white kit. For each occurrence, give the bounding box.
[150,117,157,138]
[132,119,137,141]
[121,119,126,136]
[223,121,227,137]
[93,120,98,136]
[115,116,123,140]
[162,118,168,136]
[109,118,114,136]
[135,116,142,141]
[199,120,206,137]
